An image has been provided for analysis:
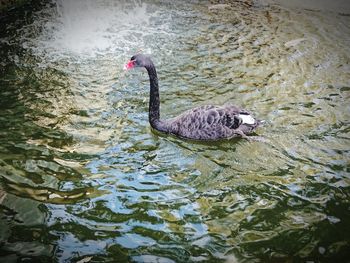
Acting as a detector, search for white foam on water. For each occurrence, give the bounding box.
[24,0,163,61]
[54,0,148,55]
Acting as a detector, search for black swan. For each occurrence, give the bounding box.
[124,54,260,140]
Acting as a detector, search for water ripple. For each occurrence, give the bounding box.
[1,0,350,262]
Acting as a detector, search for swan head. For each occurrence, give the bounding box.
[124,54,151,70]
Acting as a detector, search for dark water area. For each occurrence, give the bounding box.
[0,0,350,262]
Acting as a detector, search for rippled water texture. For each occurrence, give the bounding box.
[1,0,350,262]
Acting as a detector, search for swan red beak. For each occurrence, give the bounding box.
[123,60,135,70]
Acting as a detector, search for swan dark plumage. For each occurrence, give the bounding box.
[124,54,261,140]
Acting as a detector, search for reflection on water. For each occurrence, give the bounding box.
[0,0,350,262]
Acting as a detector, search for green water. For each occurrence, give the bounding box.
[0,0,350,262]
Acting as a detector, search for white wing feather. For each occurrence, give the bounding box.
[239,114,255,125]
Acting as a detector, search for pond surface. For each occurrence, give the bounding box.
[0,0,350,262]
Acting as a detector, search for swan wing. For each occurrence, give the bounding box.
[165,105,258,140]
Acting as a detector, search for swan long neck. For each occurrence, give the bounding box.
[145,62,162,130]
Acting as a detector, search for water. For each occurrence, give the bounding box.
[0,0,349,262]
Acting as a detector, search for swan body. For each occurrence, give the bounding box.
[124,54,260,140]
